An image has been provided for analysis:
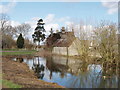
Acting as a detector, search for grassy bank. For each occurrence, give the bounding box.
[1,49,37,56]
[1,73,21,88]
[2,79,22,88]
[2,57,64,88]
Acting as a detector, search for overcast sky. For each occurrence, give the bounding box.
[0,0,118,39]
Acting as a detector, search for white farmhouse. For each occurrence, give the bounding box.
[52,27,81,56]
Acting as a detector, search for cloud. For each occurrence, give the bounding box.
[24,15,58,38]
[101,0,118,14]
[44,14,71,33]
[25,14,71,37]
[29,14,94,38]
[10,20,20,27]
[0,20,20,28]
[65,21,74,26]
[4,13,95,40]
[44,14,55,24]
[45,23,59,35]
[13,13,94,39]
[0,0,82,2]
[58,16,70,22]
[0,0,16,14]
[64,21,94,37]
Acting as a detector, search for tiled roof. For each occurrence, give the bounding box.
[53,32,75,47]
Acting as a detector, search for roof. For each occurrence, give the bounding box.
[53,32,75,47]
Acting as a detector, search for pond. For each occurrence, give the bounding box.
[13,56,120,88]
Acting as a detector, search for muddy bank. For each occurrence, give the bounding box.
[2,57,64,88]
[2,55,34,59]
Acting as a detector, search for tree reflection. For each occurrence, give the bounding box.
[97,60,120,88]
[32,57,45,79]
[66,61,94,88]
[16,57,23,63]
[32,55,120,88]
[118,61,120,88]
[65,60,120,88]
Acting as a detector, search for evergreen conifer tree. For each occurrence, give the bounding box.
[17,33,24,48]
[32,19,45,50]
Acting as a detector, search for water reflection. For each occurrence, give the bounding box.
[32,57,45,79]
[46,56,69,79]
[13,56,120,88]
[16,58,24,63]
[100,60,120,88]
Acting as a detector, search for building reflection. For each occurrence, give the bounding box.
[46,56,69,79]
[13,52,120,88]
[45,55,120,88]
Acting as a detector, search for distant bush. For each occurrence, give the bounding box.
[2,34,16,49]
[24,38,34,50]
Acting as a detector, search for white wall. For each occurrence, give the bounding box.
[52,47,67,55]
[68,43,79,56]
[52,38,81,56]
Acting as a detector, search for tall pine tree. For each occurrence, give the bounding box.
[32,19,45,50]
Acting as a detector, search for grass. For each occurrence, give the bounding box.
[1,49,37,56]
[1,79,22,88]
[0,73,22,88]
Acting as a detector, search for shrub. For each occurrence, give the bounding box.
[16,33,24,48]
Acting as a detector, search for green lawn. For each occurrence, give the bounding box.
[1,79,22,88]
[1,49,37,56]
[1,49,36,88]
[0,74,22,88]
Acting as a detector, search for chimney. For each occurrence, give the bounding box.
[56,30,59,33]
[61,27,65,33]
[72,27,74,33]
[50,28,53,35]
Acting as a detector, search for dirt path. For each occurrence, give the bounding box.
[2,57,64,88]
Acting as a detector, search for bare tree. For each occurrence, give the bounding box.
[79,25,90,60]
[71,21,91,61]
[24,38,34,50]
[93,22,117,61]
[0,14,10,32]
[0,14,18,49]
[4,25,16,37]
[0,14,16,37]
[15,23,31,38]
[2,34,16,49]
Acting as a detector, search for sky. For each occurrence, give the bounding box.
[0,0,118,39]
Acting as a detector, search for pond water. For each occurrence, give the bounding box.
[13,56,120,88]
